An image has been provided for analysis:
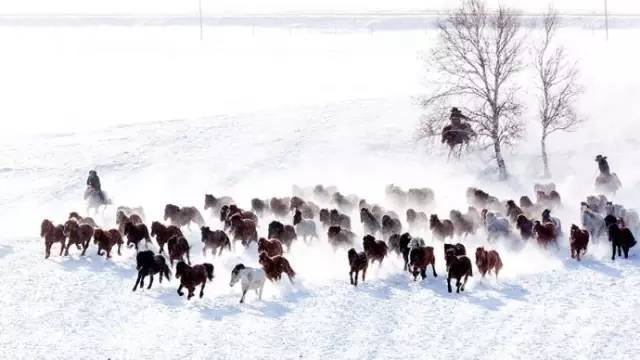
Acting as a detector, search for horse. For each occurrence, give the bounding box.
[220,205,258,231]
[398,233,414,271]
[533,221,558,249]
[164,204,205,229]
[293,209,318,242]
[176,261,214,300]
[429,214,454,241]
[229,214,258,248]
[408,241,437,281]
[406,209,429,232]
[230,264,266,303]
[132,250,171,291]
[505,200,524,223]
[258,238,284,258]
[41,219,66,259]
[167,235,191,267]
[150,221,183,254]
[258,252,296,283]
[267,221,296,250]
[475,247,502,279]
[116,206,146,222]
[407,187,435,209]
[93,228,123,258]
[327,226,356,251]
[329,209,352,230]
[63,219,93,256]
[449,210,475,238]
[515,214,534,241]
[269,197,291,218]
[381,215,402,242]
[569,225,589,261]
[347,248,368,286]
[580,203,605,242]
[595,173,622,195]
[444,243,466,256]
[362,235,388,266]
[484,212,511,242]
[116,211,143,235]
[84,188,111,215]
[251,198,269,217]
[442,121,474,159]
[68,212,98,228]
[605,215,636,261]
[360,208,381,236]
[200,227,231,257]
[123,222,151,251]
[445,250,473,293]
[204,194,234,213]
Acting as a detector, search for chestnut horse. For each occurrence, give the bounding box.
[176,261,214,300]
[258,238,284,258]
[475,247,503,279]
[347,248,368,286]
[533,221,558,249]
[164,204,205,229]
[408,242,437,281]
[167,235,191,266]
[41,219,66,259]
[258,252,296,283]
[63,220,94,256]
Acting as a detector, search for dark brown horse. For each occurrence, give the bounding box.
[68,212,98,228]
[533,221,558,249]
[167,235,191,266]
[123,222,151,251]
[429,214,454,241]
[63,220,94,256]
[150,221,183,254]
[569,224,589,261]
[348,248,368,286]
[475,247,502,279]
[204,194,234,213]
[408,245,437,281]
[258,237,284,258]
[267,221,296,250]
[327,226,356,251]
[93,228,124,258]
[229,214,258,248]
[259,252,296,283]
[176,261,214,300]
[200,227,231,257]
[41,219,66,259]
[116,210,143,235]
[362,235,388,266]
[445,250,473,293]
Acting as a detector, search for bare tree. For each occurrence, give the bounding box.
[419,0,525,180]
[534,8,582,178]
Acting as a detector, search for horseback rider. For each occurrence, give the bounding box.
[442,107,474,145]
[86,170,105,202]
[595,155,611,176]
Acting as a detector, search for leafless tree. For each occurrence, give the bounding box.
[534,8,583,178]
[419,0,525,180]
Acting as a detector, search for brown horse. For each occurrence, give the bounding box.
[429,214,454,241]
[220,205,258,230]
[258,252,296,283]
[229,214,258,248]
[327,226,356,251]
[68,212,98,228]
[204,194,234,213]
[164,204,205,228]
[362,235,388,266]
[41,219,66,259]
[269,197,291,218]
[348,248,368,286]
[150,221,183,254]
[200,226,231,257]
[167,235,191,267]
[475,247,503,279]
[258,237,284,258]
[569,224,589,261]
[175,261,214,300]
[116,210,143,234]
[93,228,124,258]
[267,221,297,250]
[533,221,558,249]
[63,220,94,256]
[408,245,437,281]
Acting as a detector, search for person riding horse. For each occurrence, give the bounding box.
[86,170,105,202]
[594,155,621,194]
[595,155,611,176]
[442,107,474,158]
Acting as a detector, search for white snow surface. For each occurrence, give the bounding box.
[1,21,640,360]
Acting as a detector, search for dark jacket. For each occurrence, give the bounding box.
[87,174,101,191]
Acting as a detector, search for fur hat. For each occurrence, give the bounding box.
[450,107,463,119]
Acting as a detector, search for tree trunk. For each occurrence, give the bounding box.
[493,137,508,180]
[541,134,551,178]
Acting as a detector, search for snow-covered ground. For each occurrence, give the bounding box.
[1,13,640,360]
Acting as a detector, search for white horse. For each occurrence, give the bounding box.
[229,264,265,304]
[84,187,111,216]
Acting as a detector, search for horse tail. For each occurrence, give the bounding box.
[143,226,151,242]
[194,210,206,227]
[283,259,296,282]
[467,258,473,277]
[204,263,215,281]
[165,266,172,281]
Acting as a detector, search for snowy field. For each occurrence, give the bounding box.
[1,13,640,360]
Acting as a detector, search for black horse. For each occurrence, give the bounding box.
[605,215,636,260]
[445,250,473,293]
[132,250,171,291]
[441,107,475,159]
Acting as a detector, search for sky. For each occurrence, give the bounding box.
[0,1,637,16]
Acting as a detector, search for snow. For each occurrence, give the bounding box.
[1,14,640,360]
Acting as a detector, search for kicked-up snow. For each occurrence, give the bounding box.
[1,21,640,360]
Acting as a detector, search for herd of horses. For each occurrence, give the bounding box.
[40,179,637,302]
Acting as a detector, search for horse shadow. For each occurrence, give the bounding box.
[562,257,623,278]
[56,253,135,278]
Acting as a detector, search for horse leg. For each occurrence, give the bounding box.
[147,274,154,290]
[132,272,143,291]
[432,262,438,277]
[461,274,469,292]
[63,241,69,256]
[611,242,616,261]
[117,243,122,256]
[240,288,247,303]
[177,284,184,297]
[45,242,51,259]
[350,270,354,285]
[199,281,206,298]
[447,276,452,293]
[362,268,367,283]
[218,246,224,256]
[623,246,629,259]
[202,246,206,257]
[456,277,461,293]
[186,249,191,265]
[420,267,426,280]
[258,283,264,300]
[81,241,88,256]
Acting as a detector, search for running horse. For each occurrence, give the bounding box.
[84,187,112,215]
[441,107,475,160]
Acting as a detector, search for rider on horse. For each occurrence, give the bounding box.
[87,170,105,202]
[595,155,611,176]
[441,107,474,157]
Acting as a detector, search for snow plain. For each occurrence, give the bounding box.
[1,12,640,360]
